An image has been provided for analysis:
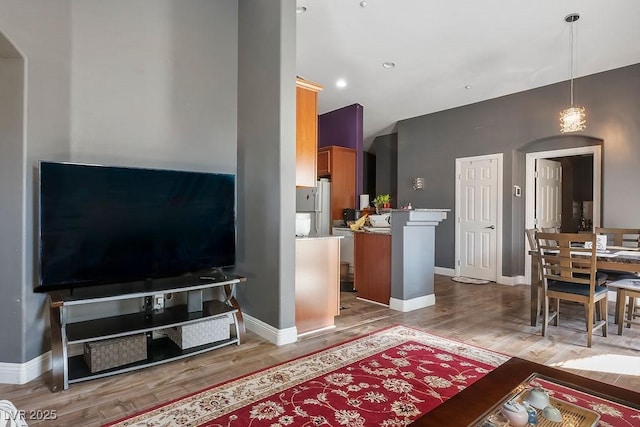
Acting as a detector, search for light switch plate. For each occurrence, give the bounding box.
[514,185,521,197]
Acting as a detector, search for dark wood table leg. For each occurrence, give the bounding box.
[49,300,65,392]
[223,283,246,342]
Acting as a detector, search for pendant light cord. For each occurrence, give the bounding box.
[569,18,575,107]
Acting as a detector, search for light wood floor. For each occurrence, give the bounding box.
[1,275,639,426]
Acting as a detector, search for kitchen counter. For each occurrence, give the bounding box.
[354,228,391,235]
[295,235,343,241]
[390,209,448,312]
[295,236,342,335]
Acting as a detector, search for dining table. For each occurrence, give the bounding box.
[529,246,640,326]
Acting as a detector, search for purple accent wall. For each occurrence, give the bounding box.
[318,103,364,196]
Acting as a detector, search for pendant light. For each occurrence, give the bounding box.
[559,13,586,133]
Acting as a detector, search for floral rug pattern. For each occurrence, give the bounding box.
[105,325,509,427]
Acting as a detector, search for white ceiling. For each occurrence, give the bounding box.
[296,1,640,149]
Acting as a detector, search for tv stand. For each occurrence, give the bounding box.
[47,273,247,392]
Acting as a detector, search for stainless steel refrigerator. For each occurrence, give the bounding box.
[296,178,331,237]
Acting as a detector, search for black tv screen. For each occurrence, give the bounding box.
[36,161,236,292]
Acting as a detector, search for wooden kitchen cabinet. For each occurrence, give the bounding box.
[318,145,356,222]
[296,78,323,187]
[354,232,391,305]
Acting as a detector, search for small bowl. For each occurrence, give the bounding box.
[542,405,563,423]
[500,400,529,427]
[524,387,550,410]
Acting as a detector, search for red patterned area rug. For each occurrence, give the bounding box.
[104,325,510,427]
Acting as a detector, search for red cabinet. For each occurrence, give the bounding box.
[354,232,391,305]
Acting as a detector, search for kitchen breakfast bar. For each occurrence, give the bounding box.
[354,209,448,311]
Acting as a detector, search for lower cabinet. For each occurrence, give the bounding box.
[295,237,341,334]
[354,232,391,305]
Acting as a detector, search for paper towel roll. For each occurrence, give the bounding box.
[360,194,370,210]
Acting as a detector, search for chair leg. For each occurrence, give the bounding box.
[585,303,594,348]
[617,290,626,335]
[614,289,623,325]
[535,285,543,326]
[553,298,560,326]
[601,298,607,338]
[627,293,634,328]
[542,295,549,336]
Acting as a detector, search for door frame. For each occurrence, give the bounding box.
[454,153,503,283]
[524,145,602,283]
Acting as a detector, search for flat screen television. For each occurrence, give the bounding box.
[36,161,236,293]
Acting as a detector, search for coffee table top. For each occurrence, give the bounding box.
[410,357,640,426]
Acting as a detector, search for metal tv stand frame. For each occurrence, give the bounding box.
[47,271,246,392]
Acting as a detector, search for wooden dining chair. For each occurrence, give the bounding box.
[594,227,640,323]
[536,232,608,348]
[594,227,640,249]
[605,279,640,335]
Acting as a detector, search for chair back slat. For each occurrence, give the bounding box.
[536,232,598,288]
[525,228,538,251]
[595,227,640,248]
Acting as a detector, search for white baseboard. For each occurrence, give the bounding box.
[0,351,51,385]
[243,313,298,346]
[389,294,436,312]
[434,267,455,276]
[500,275,524,285]
[437,266,528,286]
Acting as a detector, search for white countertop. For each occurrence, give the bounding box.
[295,235,343,240]
[389,208,451,212]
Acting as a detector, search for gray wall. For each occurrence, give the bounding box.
[395,63,640,277]
[237,0,297,329]
[0,36,25,364]
[370,133,398,207]
[69,0,238,173]
[0,0,72,363]
[0,0,242,364]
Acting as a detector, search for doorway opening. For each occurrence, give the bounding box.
[524,145,602,283]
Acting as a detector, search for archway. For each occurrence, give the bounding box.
[519,135,603,284]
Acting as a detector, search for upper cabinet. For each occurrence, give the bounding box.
[318,145,356,222]
[296,78,323,187]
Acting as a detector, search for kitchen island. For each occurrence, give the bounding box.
[354,230,391,305]
[390,209,448,311]
[295,235,342,334]
[352,209,449,310]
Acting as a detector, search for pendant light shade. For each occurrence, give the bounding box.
[560,106,586,133]
[559,13,586,133]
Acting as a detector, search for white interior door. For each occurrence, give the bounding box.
[535,159,562,230]
[457,157,499,281]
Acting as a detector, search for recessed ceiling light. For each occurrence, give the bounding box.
[465,85,472,89]
[336,79,347,88]
[360,1,368,7]
[382,62,395,69]
[296,6,307,14]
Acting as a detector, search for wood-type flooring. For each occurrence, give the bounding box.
[1,275,638,426]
